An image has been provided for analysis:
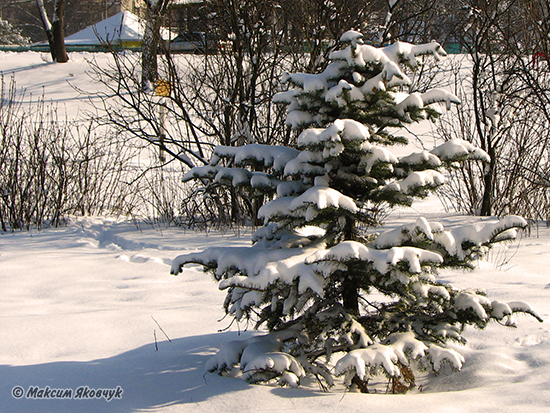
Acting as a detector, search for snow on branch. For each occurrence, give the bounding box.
[305,240,443,276]
[361,146,399,173]
[453,292,544,325]
[506,301,544,323]
[211,144,299,173]
[387,247,443,273]
[213,167,253,187]
[394,90,460,121]
[257,197,296,223]
[425,345,465,373]
[382,41,448,68]
[297,119,371,148]
[242,351,306,387]
[373,216,527,260]
[283,149,326,177]
[339,30,364,47]
[398,151,442,172]
[252,224,326,249]
[182,165,220,182]
[170,246,306,280]
[442,215,528,257]
[335,344,402,379]
[430,139,490,163]
[328,37,448,73]
[206,332,306,387]
[184,165,279,190]
[213,167,279,190]
[334,332,464,384]
[183,165,283,193]
[258,186,357,224]
[454,289,492,320]
[171,243,332,308]
[291,186,357,213]
[422,89,461,108]
[374,217,440,248]
[382,170,446,197]
[330,43,389,69]
[218,247,328,297]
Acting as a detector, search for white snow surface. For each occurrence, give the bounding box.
[1,52,550,413]
[3,203,550,413]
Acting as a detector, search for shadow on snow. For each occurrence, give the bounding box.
[1,332,258,413]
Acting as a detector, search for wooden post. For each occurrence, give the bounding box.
[155,79,171,163]
[159,100,166,163]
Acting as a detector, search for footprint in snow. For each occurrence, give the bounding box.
[116,254,169,266]
[515,329,550,347]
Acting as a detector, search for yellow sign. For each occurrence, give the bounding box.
[155,79,171,97]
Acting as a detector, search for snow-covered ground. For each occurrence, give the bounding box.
[1,51,550,412]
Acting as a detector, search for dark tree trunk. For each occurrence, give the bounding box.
[36,0,68,63]
[480,152,494,216]
[141,13,161,90]
[51,0,68,63]
[472,53,493,217]
[342,278,359,315]
[342,216,359,314]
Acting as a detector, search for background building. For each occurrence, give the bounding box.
[1,0,204,44]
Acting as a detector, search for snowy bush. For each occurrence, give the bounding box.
[0,19,30,45]
[171,29,542,392]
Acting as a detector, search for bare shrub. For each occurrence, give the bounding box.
[0,75,137,231]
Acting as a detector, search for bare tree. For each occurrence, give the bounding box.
[36,0,68,62]
[84,0,468,228]
[274,0,384,72]
[438,0,550,220]
[0,75,139,230]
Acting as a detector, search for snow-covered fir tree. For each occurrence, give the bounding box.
[171,29,542,392]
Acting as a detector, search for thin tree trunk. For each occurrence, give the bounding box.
[480,144,495,216]
[36,0,54,60]
[342,216,359,314]
[472,52,492,216]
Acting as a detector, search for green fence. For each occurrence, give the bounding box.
[0,44,141,53]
